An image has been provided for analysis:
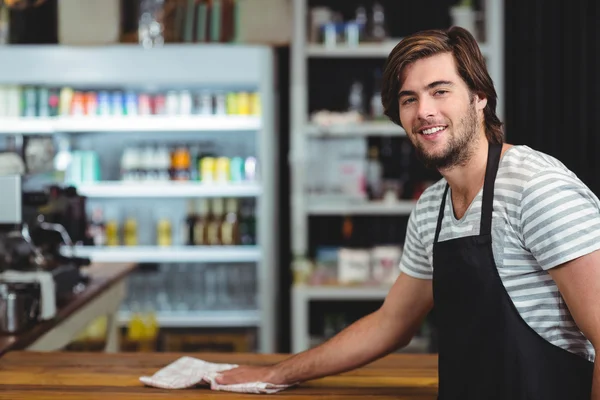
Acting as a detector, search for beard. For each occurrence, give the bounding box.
[413,101,479,170]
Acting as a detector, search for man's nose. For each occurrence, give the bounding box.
[417,96,436,120]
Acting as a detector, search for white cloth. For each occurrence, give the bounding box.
[139,356,292,394]
[0,270,56,320]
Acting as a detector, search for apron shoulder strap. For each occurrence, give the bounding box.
[434,184,450,244]
[480,142,503,236]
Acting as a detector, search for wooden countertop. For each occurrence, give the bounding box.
[0,352,439,399]
[0,262,136,356]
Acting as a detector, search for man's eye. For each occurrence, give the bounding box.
[435,90,448,96]
[402,98,416,105]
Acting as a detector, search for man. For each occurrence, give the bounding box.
[217,27,600,399]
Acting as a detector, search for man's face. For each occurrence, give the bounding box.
[398,52,487,170]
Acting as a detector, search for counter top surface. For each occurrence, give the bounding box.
[0,352,439,399]
[0,262,136,356]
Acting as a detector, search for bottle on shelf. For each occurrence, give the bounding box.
[207,198,224,246]
[370,68,385,120]
[87,206,106,247]
[348,81,365,115]
[238,199,256,245]
[156,216,172,247]
[123,214,138,247]
[171,144,191,181]
[184,199,197,246]
[366,146,383,200]
[220,198,239,245]
[105,218,119,247]
[370,2,388,42]
[193,199,210,246]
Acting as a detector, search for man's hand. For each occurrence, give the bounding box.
[215,273,433,387]
[215,365,285,386]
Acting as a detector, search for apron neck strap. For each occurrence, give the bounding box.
[433,141,503,243]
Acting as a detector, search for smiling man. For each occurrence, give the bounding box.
[216,27,600,399]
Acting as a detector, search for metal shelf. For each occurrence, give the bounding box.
[0,115,261,134]
[306,122,406,137]
[65,245,262,263]
[118,310,261,328]
[76,181,262,198]
[306,41,490,58]
[0,117,55,134]
[293,284,391,300]
[308,199,416,215]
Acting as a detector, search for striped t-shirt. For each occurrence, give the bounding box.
[400,145,600,362]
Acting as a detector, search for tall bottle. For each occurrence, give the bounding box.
[220,198,239,246]
[193,199,210,246]
[366,146,383,200]
[238,199,256,245]
[184,199,197,246]
[207,198,224,246]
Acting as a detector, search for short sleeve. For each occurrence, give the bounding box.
[520,168,600,270]
[399,208,433,279]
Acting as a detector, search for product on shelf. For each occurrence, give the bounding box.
[0,85,261,118]
[309,3,389,46]
[121,263,257,314]
[86,198,256,248]
[119,142,258,183]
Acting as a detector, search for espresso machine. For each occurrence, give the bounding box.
[0,175,90,334]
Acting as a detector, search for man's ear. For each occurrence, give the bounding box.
[474,93,488,111]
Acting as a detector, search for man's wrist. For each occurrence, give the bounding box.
[266,364,293,385]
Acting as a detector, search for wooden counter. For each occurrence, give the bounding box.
[0,262,136,356]
[0,352,439,399]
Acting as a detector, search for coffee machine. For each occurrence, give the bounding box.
[0,175,90,333]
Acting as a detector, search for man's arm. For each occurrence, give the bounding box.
[548,249,600,400]
[216,273,433,385]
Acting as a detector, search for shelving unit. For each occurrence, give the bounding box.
[307,199,416,216]
[290,0,505,353]
[76,181,261,198]
[64,245,262,264]
[0,44,278,353]
[118,310,261,328]
[292,284,390,352]
[305,121,405,137]
[0,115,261,134]
[306,42,491,59]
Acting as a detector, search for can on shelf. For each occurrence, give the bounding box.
[138,93,152,115]
[125,91,138,116]
[48,88,60,117]
[0,86,8,117]
[214,91,227,115]
[22,86,38,117]
[85,91,98,116]
[110,91,125,116]
[153,94,166,115]
[37,87,50,118]
[230,157,245,182]
[237,92,250,115]
[250,92,261,115]
[215,157,231,182]
[59,87,74,116]
[200,157,216,183]
[166,90,179,115]
[197,91,213,115]
[226,92,239,115]
[179,90,193,115]
[97,91,111,116]
[70,91,85,117]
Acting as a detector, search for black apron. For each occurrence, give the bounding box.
[432,142,594,400]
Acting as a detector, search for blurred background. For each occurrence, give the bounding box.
[0,0,596,355]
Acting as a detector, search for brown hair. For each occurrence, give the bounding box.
[381,27,503,144]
